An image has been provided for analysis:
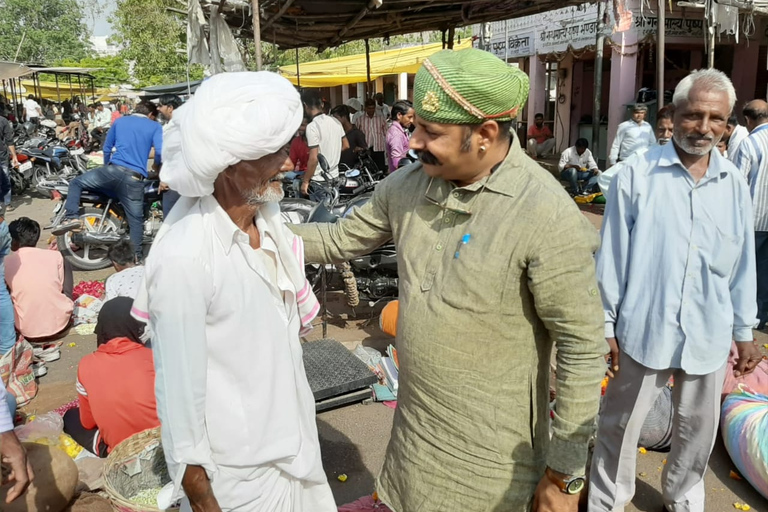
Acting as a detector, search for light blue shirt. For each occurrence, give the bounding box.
[597,142,758,375]
[732,123,768,231]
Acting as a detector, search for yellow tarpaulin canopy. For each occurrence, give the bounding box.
[18,80,113,101]
[279,40,472,88]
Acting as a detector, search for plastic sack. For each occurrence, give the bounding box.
[0,336,37,407]
[353,346,383,370]
[721,342,768,401]
[14,411,64,444]
[721,385,768,499]
[72,294,104,326]
[338,495,393,512]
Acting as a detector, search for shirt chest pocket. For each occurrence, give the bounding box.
[709,228,743,278]
[438,243,515,313]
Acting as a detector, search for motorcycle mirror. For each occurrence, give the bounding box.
[318,153,330,173]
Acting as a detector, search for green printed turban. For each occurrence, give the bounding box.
[414,48,530,125]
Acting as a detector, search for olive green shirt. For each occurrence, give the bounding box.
[291,140,607,511]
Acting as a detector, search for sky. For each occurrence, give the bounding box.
[83,0,114,37]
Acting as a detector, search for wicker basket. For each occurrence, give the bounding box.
[103,427,179,512]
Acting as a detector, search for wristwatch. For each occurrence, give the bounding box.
[545,467,586,495]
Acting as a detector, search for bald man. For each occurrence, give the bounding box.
[733,99,768,328]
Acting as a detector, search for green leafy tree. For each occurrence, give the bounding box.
[0,0,90,64]
[110,0,203,87]
[55,55,131,87]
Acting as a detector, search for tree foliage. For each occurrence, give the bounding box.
[245,28,473,72]
[110,0,203,87]
[0,0,90,64]
[55,55,131,87]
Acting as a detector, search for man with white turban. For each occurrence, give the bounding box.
[130,72,336,512]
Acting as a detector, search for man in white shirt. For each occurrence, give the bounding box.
[300,89,348,197]
[22,95,41,123]
[725,115,749,163]
[558,138,600,195]
[105,240,144,301]
[132,72,335,512]
[599,106,675,200]
[89,103,112,147]
[608,104,655,165]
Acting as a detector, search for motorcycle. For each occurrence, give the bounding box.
[281,155,398,308]
[45,179,163,270]
[19,142,88,193]
[281,149,385,202]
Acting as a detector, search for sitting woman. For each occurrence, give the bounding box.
[63,297,159,456]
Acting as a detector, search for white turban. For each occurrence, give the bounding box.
[345,98,363,112]
[160,71,303,197]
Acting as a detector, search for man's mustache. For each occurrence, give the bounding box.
[417,150,442,166]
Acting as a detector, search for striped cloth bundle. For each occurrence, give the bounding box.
[721,384,768,500]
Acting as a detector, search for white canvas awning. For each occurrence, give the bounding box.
[0,61,33,81]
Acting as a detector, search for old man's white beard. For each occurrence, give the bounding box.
[673,128,722,156]
[243,174,286,206]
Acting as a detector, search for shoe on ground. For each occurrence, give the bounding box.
[32,362,48,378]
[52,218,82,236]
[32,345,61,363]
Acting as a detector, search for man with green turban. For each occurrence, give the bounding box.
[290,48,606,511]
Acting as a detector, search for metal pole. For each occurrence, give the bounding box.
[365,38,372,97]
[505,20,509,62]
[482,23,492,51]
[447,26,455,50]
[592,0,606,160]
[707,0,715,68]
[210,2,223,74]
[252,0,263,70]
[186,35,191,96]
[295,47,301,88]
[657,0,665,104]
[55,73,61,103]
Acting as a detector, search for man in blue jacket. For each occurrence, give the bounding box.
[53,102,162,263]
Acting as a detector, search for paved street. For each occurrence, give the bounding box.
[6,190,767,511]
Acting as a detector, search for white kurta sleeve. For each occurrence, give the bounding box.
[0,385,13,433]
[608,124,624,166]
[147,255,216,501]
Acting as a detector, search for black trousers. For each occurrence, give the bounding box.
[371,151,386,174]
[63,408,109,457]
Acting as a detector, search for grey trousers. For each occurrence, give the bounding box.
[527,137,556,157]
[588,354,726,512]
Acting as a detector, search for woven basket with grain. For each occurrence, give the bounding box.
[104,427,179,512]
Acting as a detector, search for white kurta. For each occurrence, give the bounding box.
[142,195,334,511]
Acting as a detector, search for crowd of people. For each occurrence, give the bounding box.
[0,46,764,512]
[284,89,416,197]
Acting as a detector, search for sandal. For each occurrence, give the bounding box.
[52,218,82,236]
